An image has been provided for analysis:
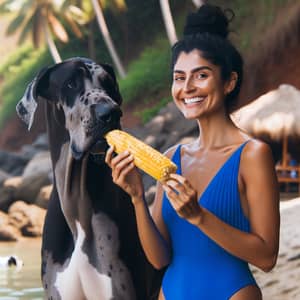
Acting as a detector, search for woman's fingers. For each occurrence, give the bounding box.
[169,173,194,190]
[162,183,193,216]
[117,161,135,183]
[112,153,134,181]
[105,146,115,166]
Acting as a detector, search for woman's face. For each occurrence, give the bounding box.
[172,49,232,120]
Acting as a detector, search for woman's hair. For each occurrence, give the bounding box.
[171,4,243,112]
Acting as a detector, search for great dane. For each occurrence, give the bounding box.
[16,57,163,300]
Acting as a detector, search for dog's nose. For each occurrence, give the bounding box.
[91,102,122,124]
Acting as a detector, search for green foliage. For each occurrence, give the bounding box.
[119,38,171,104]
[0,46,52,127]
[138,97,171,124]
[0,44,32,75]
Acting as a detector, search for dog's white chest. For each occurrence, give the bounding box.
[54,213,135,300]
[55,221,112,300]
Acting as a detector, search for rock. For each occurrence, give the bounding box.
[0,177,23,212]
[0,169,10,186]
[0,211,21,241]
[0,185,16,212]
[8,201,46,237]
[15,174,51,204]
[35,184,53,209]
[3,176,23,188]
[145,185,156,205]
[20,133,49,161]
[22,151,52,179]
[0,150,28,176]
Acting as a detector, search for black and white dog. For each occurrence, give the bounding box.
[16,58,163,299]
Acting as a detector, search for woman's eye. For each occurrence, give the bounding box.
[196,73,207,79]
[174,76,185,81]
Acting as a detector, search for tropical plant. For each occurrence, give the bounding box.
[0,0,87,63]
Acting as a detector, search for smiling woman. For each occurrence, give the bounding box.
[106,4,280,300]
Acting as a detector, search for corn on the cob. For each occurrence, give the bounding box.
[105,130,177,182]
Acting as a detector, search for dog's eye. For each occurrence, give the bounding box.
[67,79,77,89]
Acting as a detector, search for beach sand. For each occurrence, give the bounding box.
[252,197,300,300]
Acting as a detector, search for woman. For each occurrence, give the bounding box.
[106,4,280,300]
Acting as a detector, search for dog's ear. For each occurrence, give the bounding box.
[101,63,117,84]
[16,65,55,130]
[100,63,123,105]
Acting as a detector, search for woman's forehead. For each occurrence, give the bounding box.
[173,49,216,72]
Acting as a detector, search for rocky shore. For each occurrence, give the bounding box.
[0,102,199,241]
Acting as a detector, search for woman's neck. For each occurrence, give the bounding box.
[196,113,239,150]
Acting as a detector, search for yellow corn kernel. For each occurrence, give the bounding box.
[105,130,177,182]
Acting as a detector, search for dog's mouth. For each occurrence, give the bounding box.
[70,121,121,161]
[89,123,120,155]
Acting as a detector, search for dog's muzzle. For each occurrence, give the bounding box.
[89,102,122,156]
[91,102,122,127]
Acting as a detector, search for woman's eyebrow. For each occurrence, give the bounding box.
[173,66,213,74]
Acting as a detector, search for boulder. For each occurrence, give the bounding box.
[0,211,21,241]
[14,174,51,204]
[22,151,52,178]
[8,201,46,237]
[35,184,53,209]
[0,150,28,176]
[0,177,24,212]
[20,133,49,160]
[0,169,10,186]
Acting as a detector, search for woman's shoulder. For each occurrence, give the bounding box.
[243,138,273,160]
[163,144,182,159]
[241,138,275,172]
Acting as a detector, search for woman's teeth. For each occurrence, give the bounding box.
[184,97,205,104]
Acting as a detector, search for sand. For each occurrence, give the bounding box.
[251,197,300,300]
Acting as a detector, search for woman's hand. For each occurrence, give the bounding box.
[162,173,203,226]
[105,146,144,202]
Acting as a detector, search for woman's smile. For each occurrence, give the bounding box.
[184,96,206,104]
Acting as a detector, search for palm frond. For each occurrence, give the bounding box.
[48,12,69,43]
[64,13,83,38]
[6,13,26,35]
[18,16,33,45]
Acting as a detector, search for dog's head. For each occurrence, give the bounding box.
[16,57,123,159]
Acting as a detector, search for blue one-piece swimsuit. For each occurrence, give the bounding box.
[162,142,258,300]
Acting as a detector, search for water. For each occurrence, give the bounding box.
[0,238,44,299]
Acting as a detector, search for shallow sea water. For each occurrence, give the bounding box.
[0,238,44,300]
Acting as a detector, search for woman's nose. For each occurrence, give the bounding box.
[183,77,196,93]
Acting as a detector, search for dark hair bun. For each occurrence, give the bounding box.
[183,4,232,39]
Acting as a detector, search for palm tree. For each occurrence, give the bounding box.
[0,0,86,63]
[159,0,177,46]
[90,0,126,78]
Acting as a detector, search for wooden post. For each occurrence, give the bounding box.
[282,134,288,168]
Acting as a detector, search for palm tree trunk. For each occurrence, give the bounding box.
[159,0,177,46]
[91,0,126,78]
[42,20,62,63]
[88,22,96,60]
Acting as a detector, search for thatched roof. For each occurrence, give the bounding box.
[232,84,300,141]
